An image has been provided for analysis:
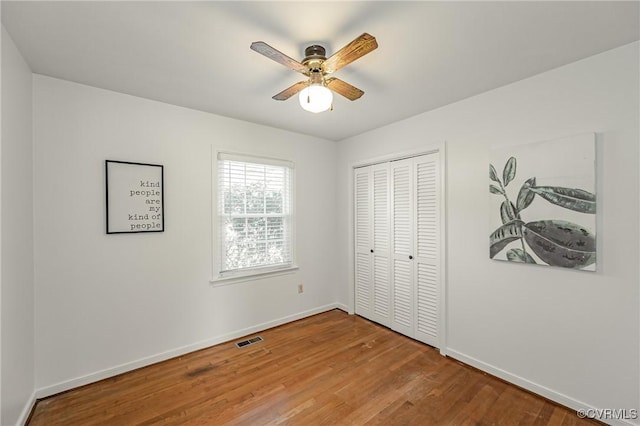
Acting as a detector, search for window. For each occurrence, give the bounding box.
[217,153,294,277]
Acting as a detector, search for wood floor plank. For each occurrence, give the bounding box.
[27,310,602,426]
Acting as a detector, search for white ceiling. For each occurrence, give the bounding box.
[2,1,639,141]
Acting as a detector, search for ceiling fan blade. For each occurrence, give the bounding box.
[273,81,308,101]
[251,41,308,74]
[326,78,364,101]
[322,33,378,74]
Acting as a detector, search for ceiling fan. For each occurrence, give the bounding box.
[250,33,378,113]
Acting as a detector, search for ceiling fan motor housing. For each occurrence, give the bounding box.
[304,45,326,60]
[303,45,327,73]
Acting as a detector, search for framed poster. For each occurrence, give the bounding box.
[489,133,596,271]
[105,160,164,234]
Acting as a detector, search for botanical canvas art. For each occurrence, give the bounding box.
[489,133,596,271]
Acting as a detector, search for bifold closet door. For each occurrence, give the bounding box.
[355,152,441,348]
[390,153,441,348]
[413,153,440,348]
[389,158,414,337]
[354,168,372,318]
[354,163,391,326]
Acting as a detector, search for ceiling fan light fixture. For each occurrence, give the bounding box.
[299,84,333,113]
[251,33,377,111]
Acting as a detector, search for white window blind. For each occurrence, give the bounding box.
[218,153,293,275]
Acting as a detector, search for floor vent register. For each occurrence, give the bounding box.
[235,335,263,348]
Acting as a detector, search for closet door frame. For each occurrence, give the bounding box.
[349,143,447,356]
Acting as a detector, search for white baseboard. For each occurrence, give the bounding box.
[17,389,37,426]
[447,349,639,426]
[35,303,342,399]
[334,302,349,313]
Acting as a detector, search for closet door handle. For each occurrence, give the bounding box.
[370,249,374,253]
[409,255,413,260]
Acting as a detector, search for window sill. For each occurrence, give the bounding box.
[210,265,299,287]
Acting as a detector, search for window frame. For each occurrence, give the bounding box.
[211,151,297,284]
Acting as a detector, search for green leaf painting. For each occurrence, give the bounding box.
[500,201,519,224]
[489,184,503,195]
[506,248,536,264]
[489,134,596,271]
[490,221,523,258]
[523,220,596,269]
[529,186,596,214]
[516,177,536,211]
[489,164,500,183]
[502,157,516,187]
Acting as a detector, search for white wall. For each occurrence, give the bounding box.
[336,42,639,423]
[12,29,639,426]
[1,26,35,425]
[32,75,339,395]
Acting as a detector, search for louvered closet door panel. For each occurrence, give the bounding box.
[354,168,372,317]
[355,252,371,314]
[414,153,440,347]
[390,159,414,336]
[371,164,390,325]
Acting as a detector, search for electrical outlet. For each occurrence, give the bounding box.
[298,284,304,294]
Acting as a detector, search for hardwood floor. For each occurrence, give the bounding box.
[28,310,600,425]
